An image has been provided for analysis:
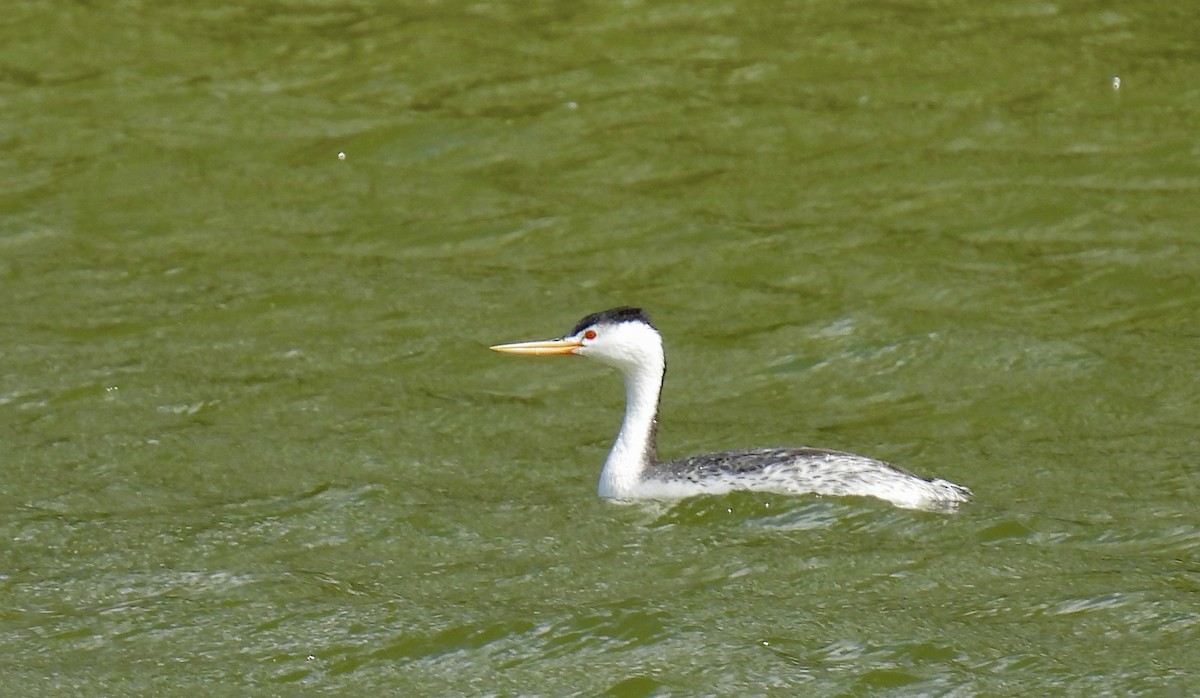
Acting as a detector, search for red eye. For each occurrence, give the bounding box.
[584,330,597,340]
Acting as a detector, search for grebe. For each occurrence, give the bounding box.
[491,307,971,512]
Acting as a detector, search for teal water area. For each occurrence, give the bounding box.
[2,1,1198,694]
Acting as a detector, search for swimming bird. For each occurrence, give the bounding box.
[490,307,971,511]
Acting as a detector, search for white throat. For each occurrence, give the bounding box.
[594,331,665,498]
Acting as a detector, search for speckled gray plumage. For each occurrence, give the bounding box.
[647,446,972,508]
[654,447,887,478]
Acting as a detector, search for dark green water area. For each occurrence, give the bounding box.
[2,1,1197,694]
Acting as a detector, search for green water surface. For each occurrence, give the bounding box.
[2,1,1198,694]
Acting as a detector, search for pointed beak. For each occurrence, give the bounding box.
[490,338,582,356]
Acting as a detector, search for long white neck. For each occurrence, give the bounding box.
[597,348,664,498]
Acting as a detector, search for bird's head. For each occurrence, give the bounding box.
[491,306,663,376]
